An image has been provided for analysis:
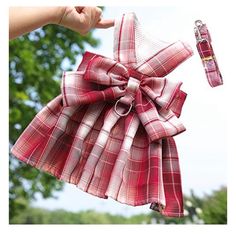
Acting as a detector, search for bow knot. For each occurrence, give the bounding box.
[114,76,140,116]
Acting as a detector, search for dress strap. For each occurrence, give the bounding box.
[113,12,137,66]
[113,13,193,76]
[136,41,193,77]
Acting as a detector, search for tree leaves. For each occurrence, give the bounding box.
[201,187,227,224]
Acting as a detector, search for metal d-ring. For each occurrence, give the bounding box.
[195,20,203,28]
[114,98,133,117]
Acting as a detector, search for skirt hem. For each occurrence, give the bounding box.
[11,150,184,218]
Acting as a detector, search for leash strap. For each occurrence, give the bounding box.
[194,20,223,87]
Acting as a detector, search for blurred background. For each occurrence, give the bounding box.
[9,6,227,224]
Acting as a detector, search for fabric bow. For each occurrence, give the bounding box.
[62,52,187,142]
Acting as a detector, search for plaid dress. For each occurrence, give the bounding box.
[11,13,193,217]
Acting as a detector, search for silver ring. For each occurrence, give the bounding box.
[195,20,203,27]
[114,98,133,117]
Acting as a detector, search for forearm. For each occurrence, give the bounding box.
[9,7,64,39]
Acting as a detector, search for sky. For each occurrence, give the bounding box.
[32,6,227,216]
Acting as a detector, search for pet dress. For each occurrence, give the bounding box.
[11,13,193,217]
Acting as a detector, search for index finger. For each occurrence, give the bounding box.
[95,19,115,29]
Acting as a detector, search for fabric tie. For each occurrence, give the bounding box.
[62,51,186,142]
[194,20,223,87]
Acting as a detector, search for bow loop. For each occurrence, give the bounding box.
[140,77,183,110]
[83,52,129,86]
[135,89,185,142]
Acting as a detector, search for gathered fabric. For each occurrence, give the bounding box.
[11,13,193,217]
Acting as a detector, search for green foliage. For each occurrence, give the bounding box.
[9,24,100,220]
[201,187,227,224]
[149,187,227,224]
[10,207,150,224]
[10,187,227,224]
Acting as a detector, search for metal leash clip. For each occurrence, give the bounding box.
[194,20,207,42]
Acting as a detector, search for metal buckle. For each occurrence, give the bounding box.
[114,98,133,117]
[202,56,214,61]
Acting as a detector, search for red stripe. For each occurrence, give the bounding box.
[106,61,118,75]
[117,14,125,62]
[83,54,98,81]
[106,62,118,85]
[62,72,68,107]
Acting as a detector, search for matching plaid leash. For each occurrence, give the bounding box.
[194,20,223,87]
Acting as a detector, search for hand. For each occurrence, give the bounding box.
[57,6,114,35]
[9,7,114,40]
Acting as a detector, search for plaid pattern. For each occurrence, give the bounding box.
[195,21,223,87]
[11,13,193,217]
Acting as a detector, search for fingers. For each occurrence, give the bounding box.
[91,7,103,28]
[96,7,102,16]
[75,6,113,30]
[59,6,114,35]
[75,6,85,13]
[95,19,115,28]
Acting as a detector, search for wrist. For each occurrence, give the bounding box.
[49,6,67,24]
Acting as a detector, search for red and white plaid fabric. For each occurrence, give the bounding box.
[11,13,193,217]
[194,20,223,87]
